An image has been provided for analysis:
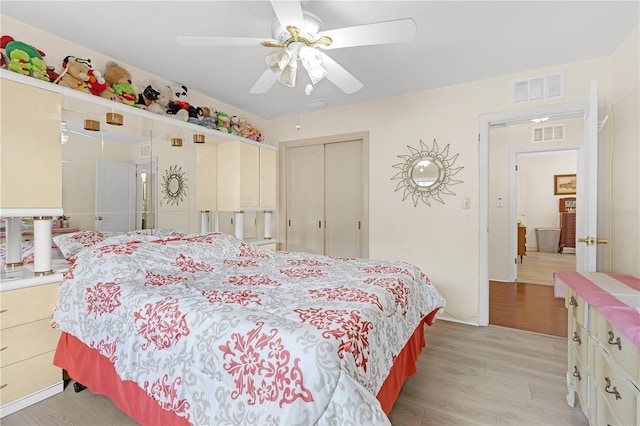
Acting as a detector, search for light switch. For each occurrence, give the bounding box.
[497,197,504,208]
[462,198,470,209]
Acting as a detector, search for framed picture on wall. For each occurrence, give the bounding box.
[554,174,577,195]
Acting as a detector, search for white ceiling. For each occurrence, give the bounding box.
[2,1,638,119]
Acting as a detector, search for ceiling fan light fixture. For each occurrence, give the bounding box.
[299,46,327,85]
[278,63,298,87]
[266,50,290,75]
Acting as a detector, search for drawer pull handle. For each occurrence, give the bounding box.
[572,366,581,382]
[604,377,621,400]
[0,384,6,390]
[569,296,578,307]
[607,331,621,351]
[572,332,581,345]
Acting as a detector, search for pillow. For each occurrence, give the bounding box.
[53,230,121,260]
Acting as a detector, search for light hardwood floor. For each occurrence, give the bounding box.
[3,321,587,426]
[516,250,575,286]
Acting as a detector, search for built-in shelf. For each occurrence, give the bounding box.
[0,69,275,151]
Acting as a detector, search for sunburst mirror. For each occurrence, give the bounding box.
[391,139,463,207]
[161,164,188,206]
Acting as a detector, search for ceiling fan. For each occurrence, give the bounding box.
[176,1,416,95]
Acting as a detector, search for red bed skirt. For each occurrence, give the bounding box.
[54,311,436,423]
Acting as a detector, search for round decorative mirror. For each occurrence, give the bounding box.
[392,139,463,206]
[161,164,188,206]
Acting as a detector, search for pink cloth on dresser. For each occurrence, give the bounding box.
[554,271,640,347]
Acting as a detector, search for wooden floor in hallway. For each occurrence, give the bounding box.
[490,250,576,337]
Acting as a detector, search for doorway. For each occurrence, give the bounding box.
[479,83,605,326]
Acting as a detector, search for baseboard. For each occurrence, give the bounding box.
[0,381,64,418]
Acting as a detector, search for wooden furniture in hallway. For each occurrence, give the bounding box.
[559,197,576,253]
[517,225,527,262]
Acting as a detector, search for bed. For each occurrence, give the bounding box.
[51,231,445,425]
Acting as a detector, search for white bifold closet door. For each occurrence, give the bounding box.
[285,140,362,257]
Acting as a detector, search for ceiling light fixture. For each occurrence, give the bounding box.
[531,117,550,123]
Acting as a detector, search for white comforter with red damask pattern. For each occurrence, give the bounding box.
[52,232,445,425]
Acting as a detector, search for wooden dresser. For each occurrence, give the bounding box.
[0,272,66,417]
[517,225,527,263]
[556,271,639,425]
[559,197,576,253]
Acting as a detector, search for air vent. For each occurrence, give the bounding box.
[140,145,151,157]
[512,72,564,104]
[532,124,565,143]
[299,99,328,110]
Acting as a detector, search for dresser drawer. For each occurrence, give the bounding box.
[569,349,589,412]
[0,350,61,405]
[595,387,625,426]
[566,290,588,329]
[592,309,639,386]
[0,319,61,367]
[569,317,588,365]
[594,346,639,426]
[0,282,60,330]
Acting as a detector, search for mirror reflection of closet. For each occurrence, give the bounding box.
[61,103,159,233]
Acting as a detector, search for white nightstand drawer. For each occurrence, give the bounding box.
[0,350,61,405]
[0,319,60,367]
[0,282,60,329]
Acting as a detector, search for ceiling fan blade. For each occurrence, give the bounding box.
[318,52,363,94]
[250,69,278,94]
[317,18,416,50]
[270,0,305,32]
[176,36,271,48]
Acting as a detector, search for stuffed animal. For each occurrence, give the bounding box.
[3,38,51,81]
[135,83,160,109]
[54,56,91,92]
[103,61,138,105]
[216,110,232,133]
[145,83,171,115]
[165,84,191,121]
[230,115,241,135]
[86,68,107,97]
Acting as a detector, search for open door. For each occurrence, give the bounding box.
[575,80,606,272]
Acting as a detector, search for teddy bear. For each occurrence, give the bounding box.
[54,56,91,92]
[102,61,138,106]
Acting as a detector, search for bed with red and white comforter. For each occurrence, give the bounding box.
[52,232,445,425]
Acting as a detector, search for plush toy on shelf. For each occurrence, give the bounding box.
[102,61,138,105]
[2,36,51,82]
[165,84,191,121]
[230,115,241,135]
[53,56,91,92]
[216,110,232,133]
[135,83,161,109]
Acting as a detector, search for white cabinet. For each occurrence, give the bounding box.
[1,78,62,210]
[196,144,218,211]
[218,141,277,211]
[0,279,64,417]
[563,274,640,425]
